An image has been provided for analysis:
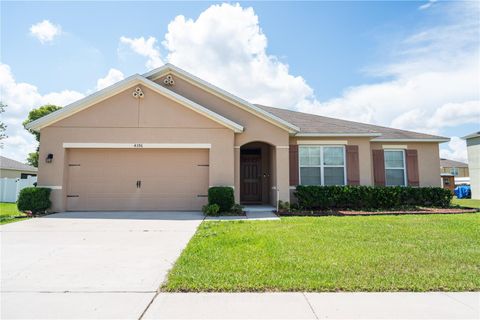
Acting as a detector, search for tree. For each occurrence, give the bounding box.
[0,102,7,146]
[23,105,62,167]
[26,152,39,168]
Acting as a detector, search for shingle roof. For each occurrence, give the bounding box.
[255,104,448,140]
[0,156,37,172]
[440,158,468,168]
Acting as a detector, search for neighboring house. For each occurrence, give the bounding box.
[463,132,480,200]
[0,156,37,179]
[26,64,449,212]
[440,158,469,177]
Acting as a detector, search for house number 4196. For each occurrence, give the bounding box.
[133,143,143,148]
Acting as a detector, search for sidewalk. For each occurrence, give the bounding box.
[143,292,480,319]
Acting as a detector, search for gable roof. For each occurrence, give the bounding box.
[256,104,450,142]
[0,156,37,172]
[143,63,300,134]
[25,75,244,133]
[440,158,468,168]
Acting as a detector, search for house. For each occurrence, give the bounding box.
[26,64,449,212]
[440,158,469,177]
[0,156,37,179]
[463,132,480,199]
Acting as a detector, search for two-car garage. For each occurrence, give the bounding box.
[65,147,209,211]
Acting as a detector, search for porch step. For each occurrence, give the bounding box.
[242,205,276,213]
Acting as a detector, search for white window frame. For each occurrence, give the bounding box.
[384,149,407,186]
[450,167,459,176]
[299,145,347,186]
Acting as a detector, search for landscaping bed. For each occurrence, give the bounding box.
[278,207,478,216]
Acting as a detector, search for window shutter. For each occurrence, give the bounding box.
[406,149,420,186]
[346,145,360,185]
[289,145,299,186]
[372,149,386,186]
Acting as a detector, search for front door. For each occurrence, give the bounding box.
[240,152,262,203]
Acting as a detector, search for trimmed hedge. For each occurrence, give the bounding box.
[208,186,234,212]
[17,187,51,214]
[294,185,453,210]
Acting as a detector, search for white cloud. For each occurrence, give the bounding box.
[119,36,163,69]
[29,20,62,44]
[96,68,124,90]
[297,2,480,140]
[0,63,85,162]
[440,137,468,163]
[419,0,437,10]
[0,65,130,162]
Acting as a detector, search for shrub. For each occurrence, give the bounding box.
[294,185,452,210]
[17,187,51,215]
[202,203,220,216]
[208,186,234,212]
[278,200,290,212]
[230,203,244,215]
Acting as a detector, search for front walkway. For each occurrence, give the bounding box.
[205,205,280,221]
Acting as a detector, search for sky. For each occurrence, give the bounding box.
[1,1,479,163]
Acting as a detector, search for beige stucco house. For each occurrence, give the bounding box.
[26,64,449,212]
[463,132,480,199]
[0,156,37,179]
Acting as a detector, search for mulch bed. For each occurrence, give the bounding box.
[279,207,478,217]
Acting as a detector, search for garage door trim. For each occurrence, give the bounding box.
[63,143,211,149]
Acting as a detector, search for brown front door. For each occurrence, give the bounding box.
[240,153,262,203]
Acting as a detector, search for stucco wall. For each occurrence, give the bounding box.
[370,142,442,187]
[38,85,236,211]
[466,137,480,199]
[156,75,291,202]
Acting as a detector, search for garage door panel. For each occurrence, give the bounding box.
[66,149,209,211]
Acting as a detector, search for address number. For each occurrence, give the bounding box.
[133,143,143,148]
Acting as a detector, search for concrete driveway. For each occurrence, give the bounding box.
[1,211,204,319]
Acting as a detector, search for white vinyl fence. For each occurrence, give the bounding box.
[0,176,37,203]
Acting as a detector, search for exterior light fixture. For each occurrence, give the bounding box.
[46,153,54,163]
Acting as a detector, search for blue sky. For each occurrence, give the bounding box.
[1,1,479,162]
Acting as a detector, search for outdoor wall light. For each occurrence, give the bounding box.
[46,153,54,163]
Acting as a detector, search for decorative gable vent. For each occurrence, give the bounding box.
[163,74,175,86]
[132,87,144,99]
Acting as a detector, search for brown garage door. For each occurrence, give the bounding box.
[66,148,209,211]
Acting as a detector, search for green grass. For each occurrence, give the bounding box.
[0,202,27,225]
[165,214,480,292]
[452,197,480,209]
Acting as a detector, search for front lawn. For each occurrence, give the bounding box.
[452,197,480,209]
[164,214,480,292]
[0,202,27,225]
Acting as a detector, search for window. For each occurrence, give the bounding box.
[20,173,37,179]
[450,167,459,176]
[299,146,345,185]
[384,150,406,186]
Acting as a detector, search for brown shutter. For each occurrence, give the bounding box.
[346,145,360,185]
[406,149,420,186]
[372,149,386,186]
[289,145,299,186]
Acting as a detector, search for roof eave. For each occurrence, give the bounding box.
[462,132,480,140]
[295,132,382,137]
[143,64,300,134]
[25,74,244,134]
[372,138,450,143]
